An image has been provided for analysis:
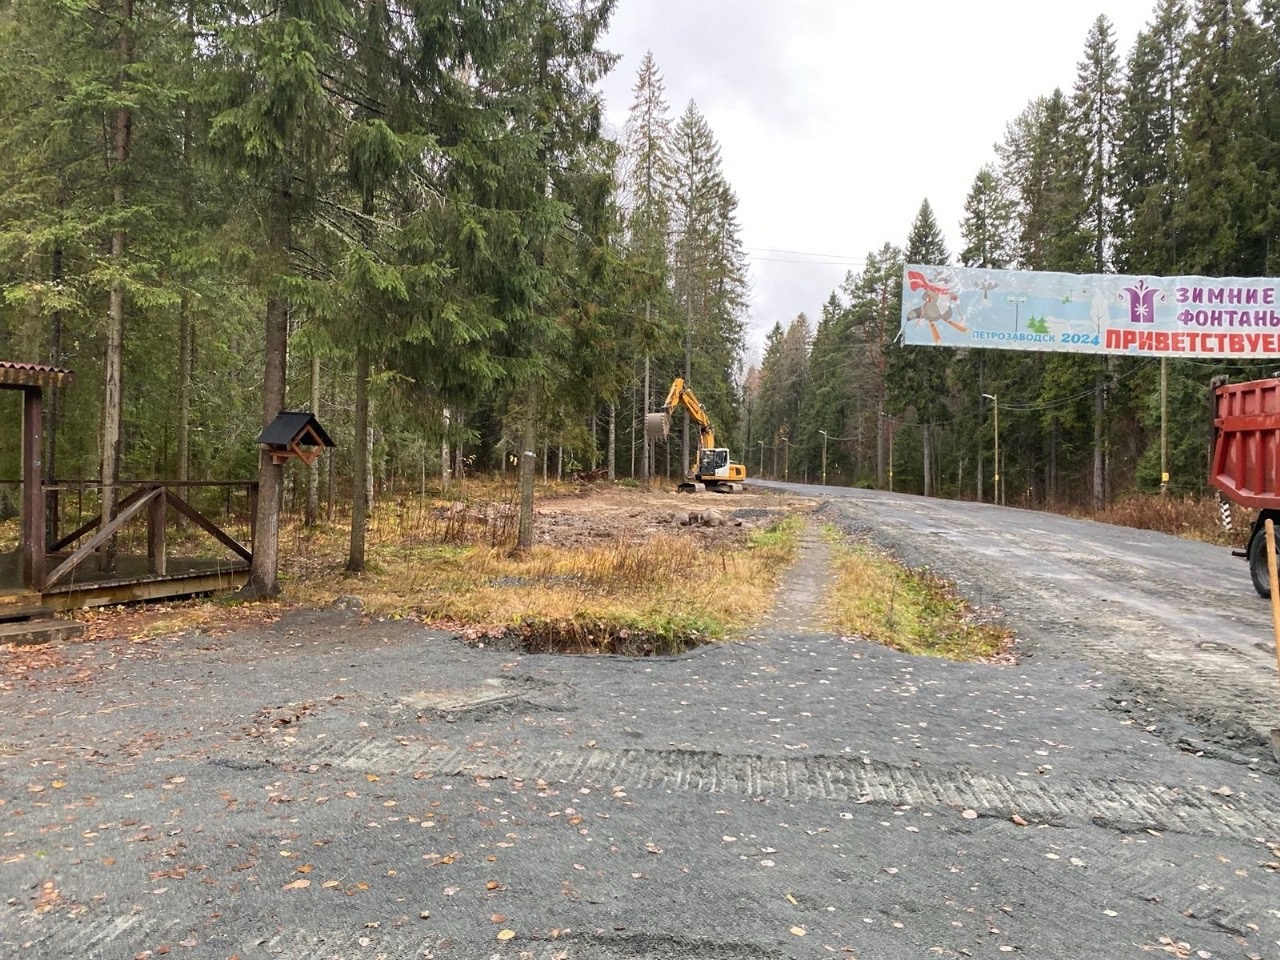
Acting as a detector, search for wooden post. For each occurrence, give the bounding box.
[1268,520,1280,680]
[22,387,46,590]
[248,483,259,552]
[148,485,167,576]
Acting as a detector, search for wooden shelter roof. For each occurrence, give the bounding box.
[0,361,74,390]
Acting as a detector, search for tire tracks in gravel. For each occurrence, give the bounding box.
[219,733,1280,842]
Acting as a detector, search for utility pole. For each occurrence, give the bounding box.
[983,393,999,505]
[820,430,828,486]
[1160,357,1168,494]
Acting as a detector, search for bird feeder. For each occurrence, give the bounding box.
[257,411,335,466]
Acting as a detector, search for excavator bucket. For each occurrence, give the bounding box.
[644,411,670,442]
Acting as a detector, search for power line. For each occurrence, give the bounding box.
[745,255,860,266]
[744,245,862,262]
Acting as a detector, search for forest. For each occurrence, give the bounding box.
[0,1,1277,594]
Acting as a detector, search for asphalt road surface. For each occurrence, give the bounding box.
[794,482,1280,743]
[3,485,1279,960]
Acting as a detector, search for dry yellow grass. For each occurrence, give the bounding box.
[277,490,802,646]
[825,537,1012,661]
[1072,493,1238,545]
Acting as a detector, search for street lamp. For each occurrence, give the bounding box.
[758,439,765,478]
[781,437,790,481]
[884,417,894,491]
[1006,294,1026,332]
[982,393,999,505]
[819,430,828,486]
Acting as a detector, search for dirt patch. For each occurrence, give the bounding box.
[530,482,812,550]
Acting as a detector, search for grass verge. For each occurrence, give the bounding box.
[825,536,1012,661]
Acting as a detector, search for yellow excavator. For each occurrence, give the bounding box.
[645,377,748,493]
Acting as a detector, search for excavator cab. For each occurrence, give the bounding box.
[697,447,730,476]
[689,446,745,493]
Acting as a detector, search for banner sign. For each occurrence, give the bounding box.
[901,264,1280,358]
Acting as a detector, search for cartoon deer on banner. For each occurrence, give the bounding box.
[906,270,970,343]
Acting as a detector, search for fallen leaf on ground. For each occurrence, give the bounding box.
[497,929,516,941]
[282,879,310,890]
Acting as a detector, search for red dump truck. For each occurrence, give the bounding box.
[1210,375,1280,597]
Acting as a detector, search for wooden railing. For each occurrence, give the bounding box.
[30,480,257,592]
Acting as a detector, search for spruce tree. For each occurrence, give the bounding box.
[666,101,746,473]
[959,165,1015,269]
[1174,0,1268,275]
[203,0,352,597]
[619,50,675,483]
[1114,0,1188,274]
[1073,15,1122,273]
[893,200,950,497]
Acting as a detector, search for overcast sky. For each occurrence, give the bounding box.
[595,0,1161,365]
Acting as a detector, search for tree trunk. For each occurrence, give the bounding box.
[177,298,192,485]
[441,406,451,491]
[365,394,375,508]
[100,0,133,574]
[643,328,651,487]
[682,301,692,477]
[1092,369,1105,510]
[1049,419,1058,505]
[44,244,64,544]
[876,406,885,488]
[346,345,370,572]
[922,424,932,498]
[452,409,464,483]
[607,403,616,481]
[176,0,194,500]
[305,353,320,525]
[242,164,290,598]
[516,381,538,551]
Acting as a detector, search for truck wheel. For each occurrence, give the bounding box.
[1248,531,1272,598]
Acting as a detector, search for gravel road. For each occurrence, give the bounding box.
[2,485,1279,960]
